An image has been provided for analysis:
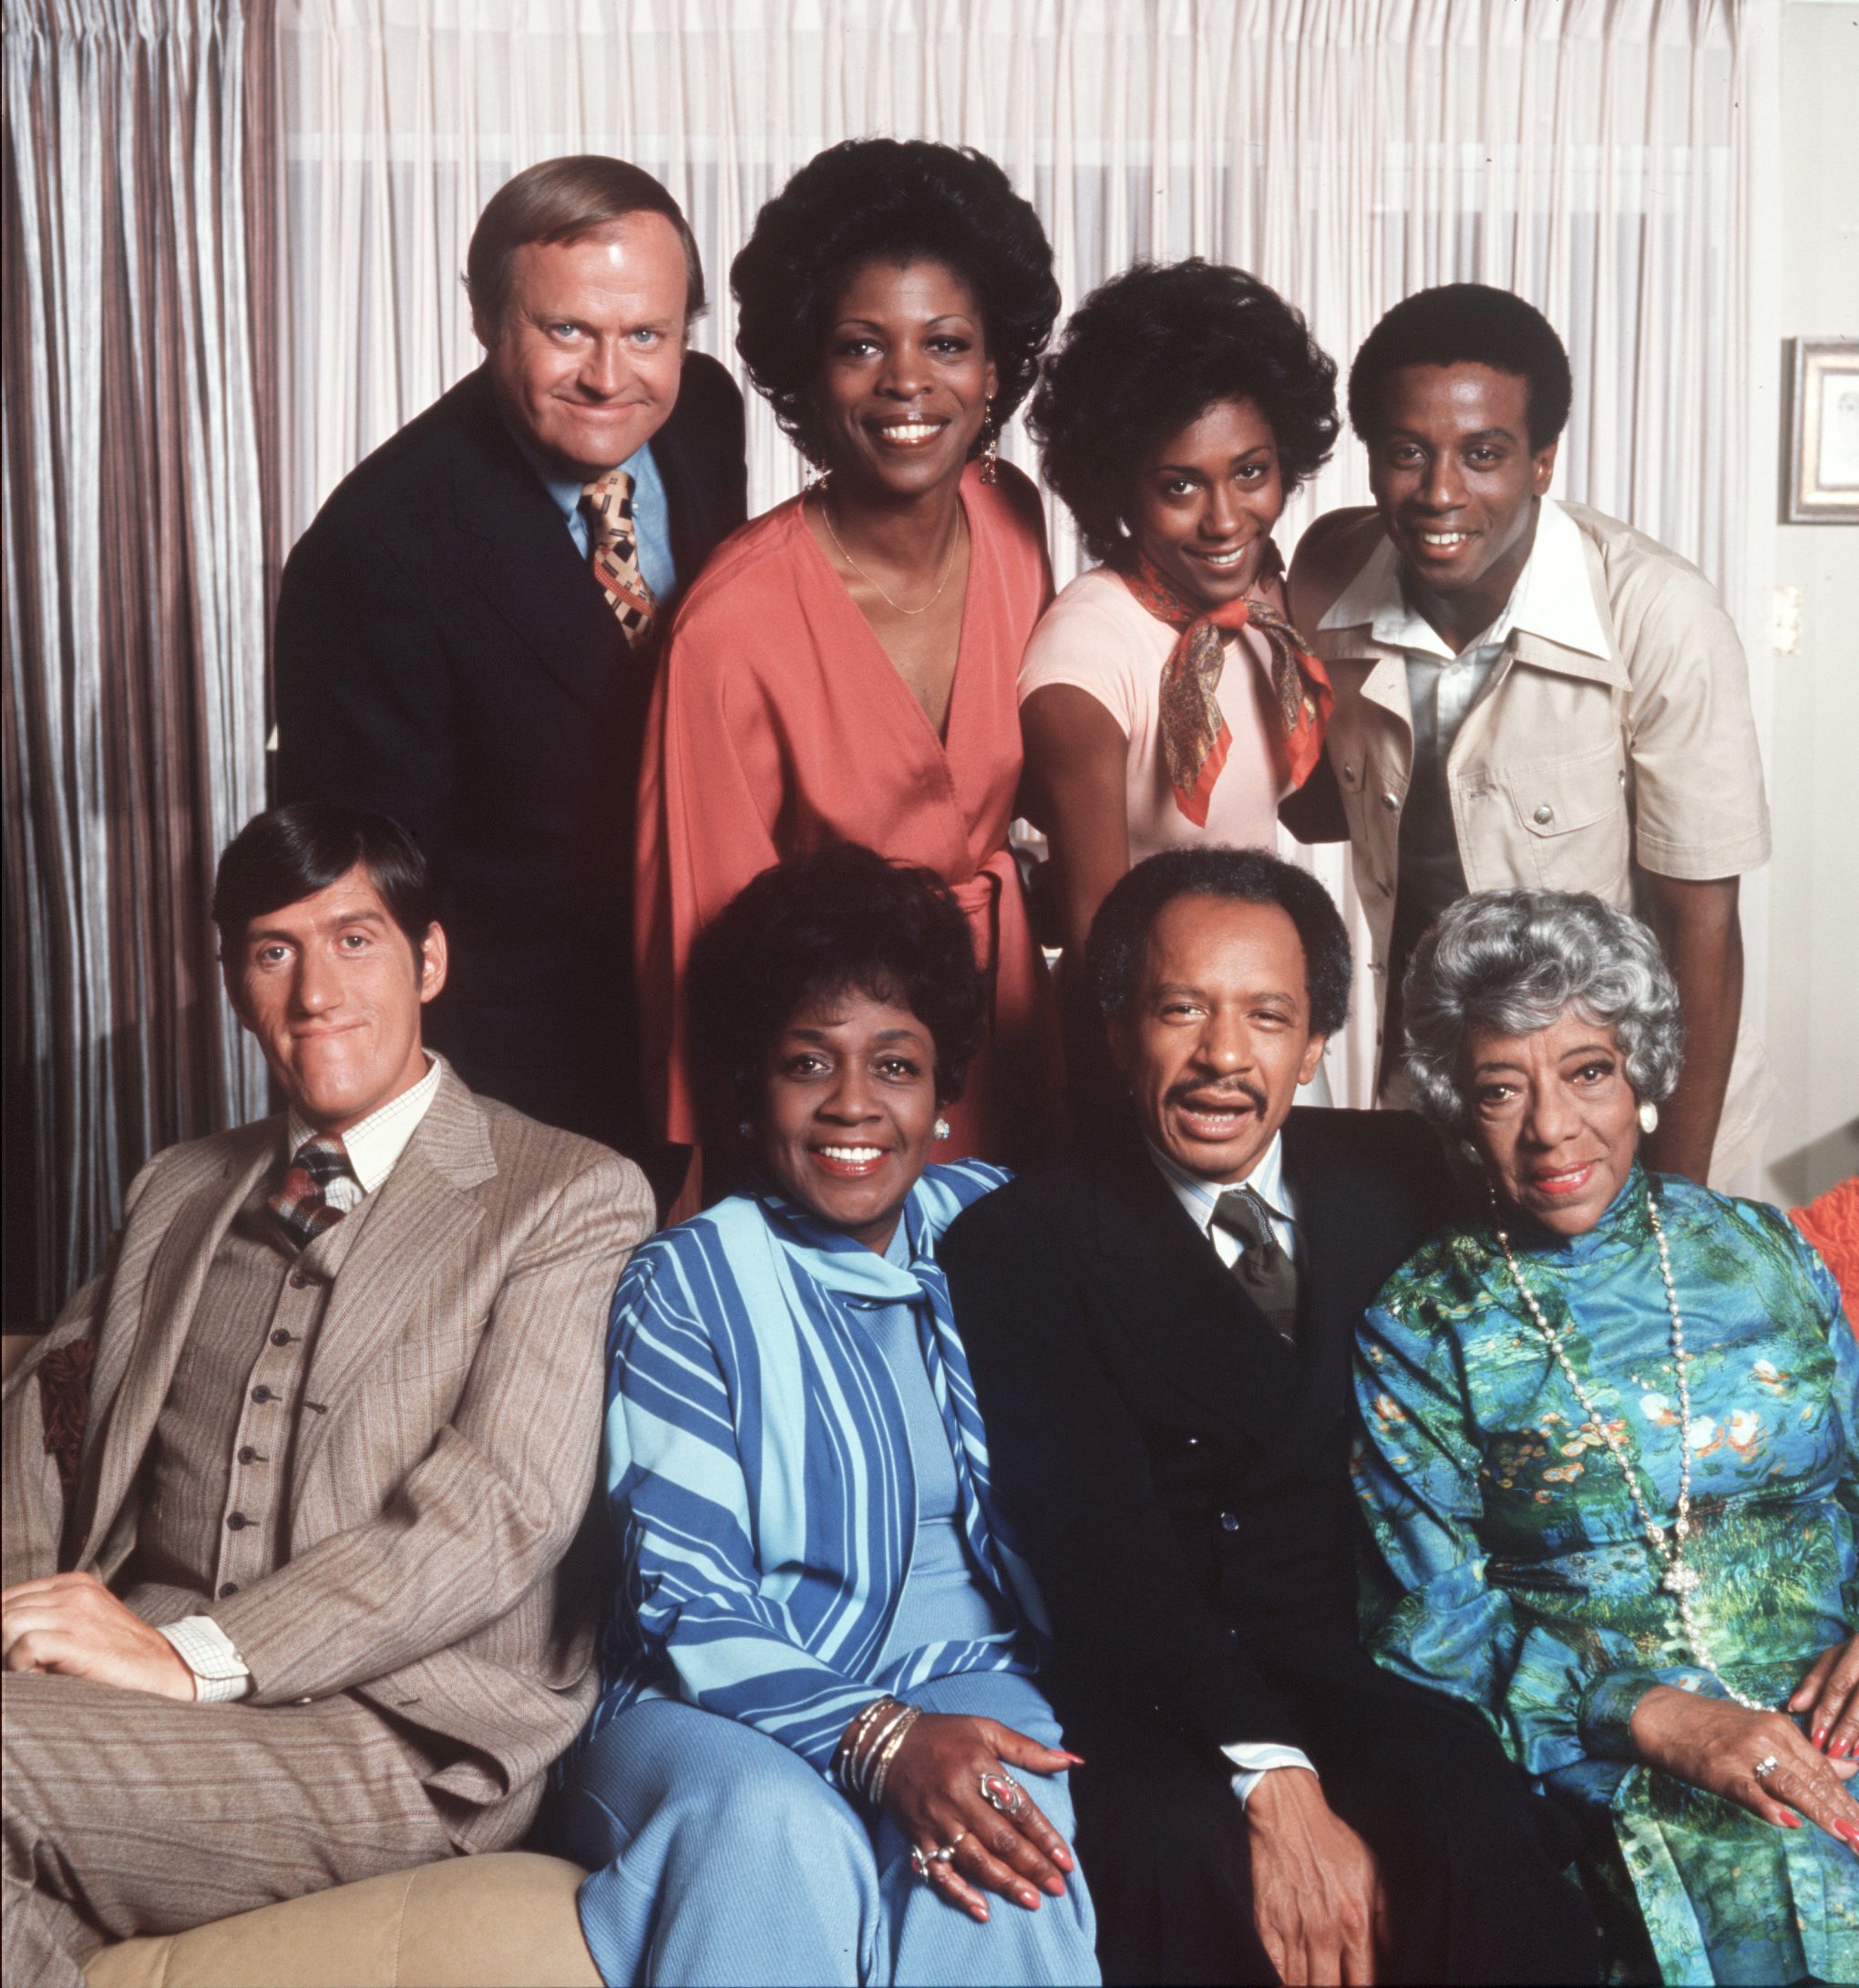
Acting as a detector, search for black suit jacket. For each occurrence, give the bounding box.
[273,355,746,1167]
[940,1108,1459,1764]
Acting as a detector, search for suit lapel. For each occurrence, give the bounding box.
[76,1129,278,1570]
[1089,1145,1298,1439]
[445,369,630,718]
[288,1072,497,1489]
[1280,1112,1372,1417]
[653,412,716,587]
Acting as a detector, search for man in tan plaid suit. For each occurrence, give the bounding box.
[2,803,652,1988]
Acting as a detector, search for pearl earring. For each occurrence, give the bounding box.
[933,1118,950,1141]
[1638,1100,1659,1136]
[1459,1139,1485,1169]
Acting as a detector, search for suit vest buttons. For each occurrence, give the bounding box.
[218,1581,239,1598]
[288,1271,312,1290]
[1219,1509,1241,1532]
[251,1385,274,1404]
[226,1511,250,1530]
[271,1329,294,1346]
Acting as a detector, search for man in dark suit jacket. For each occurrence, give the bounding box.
[275,158,747,1202]
[940,847,1598,1986]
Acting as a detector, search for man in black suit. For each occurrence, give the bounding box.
[275,157,746,1202]
[940,848,1598,1985]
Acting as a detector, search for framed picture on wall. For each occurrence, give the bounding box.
[1786,337,1859,523]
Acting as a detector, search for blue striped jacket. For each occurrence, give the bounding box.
[585,1161,1044,1775]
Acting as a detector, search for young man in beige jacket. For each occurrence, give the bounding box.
[1289,284,1770,1185]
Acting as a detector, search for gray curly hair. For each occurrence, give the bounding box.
[1402,889,1683,1131]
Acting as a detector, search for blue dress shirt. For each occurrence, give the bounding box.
[509,425,678,603]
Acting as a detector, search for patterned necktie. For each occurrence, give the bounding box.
[268,1134,354,1254]
[1212,1187,1301,1343]
[581,468,659,650]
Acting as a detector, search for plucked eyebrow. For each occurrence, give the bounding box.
[832,312,977,333]
[1154,445,1275,477]
[1471,1039,1614,1078]
[783,1025,930,1047]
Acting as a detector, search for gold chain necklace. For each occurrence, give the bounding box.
[815,493,964,617]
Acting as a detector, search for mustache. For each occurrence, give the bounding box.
[1166,1078,1266,1115]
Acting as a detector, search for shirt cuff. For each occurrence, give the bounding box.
[158,1616,252,1704]
[1221,1741,1317,1807]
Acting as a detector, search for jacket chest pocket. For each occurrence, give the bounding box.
[1497,742,1630,896]
[1330,724,1402,893]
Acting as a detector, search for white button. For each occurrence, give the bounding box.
[1534,803,1554,824]
[1381,791,1400,811]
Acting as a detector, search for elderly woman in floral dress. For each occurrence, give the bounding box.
[1352,889,1857,1985]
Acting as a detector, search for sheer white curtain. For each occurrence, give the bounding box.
[272,0,1773,1105]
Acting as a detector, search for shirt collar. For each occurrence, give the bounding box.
[1147,1130,1293,1237]
[505,415,658,530]
[286,1053,442,1197]
[1318,498,1611,664]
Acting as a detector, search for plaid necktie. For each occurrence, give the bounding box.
[268,1134,354,1254]
[1212,1187,1300,1343]
[581,468,659,650]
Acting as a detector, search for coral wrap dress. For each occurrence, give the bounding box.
[635,463,1057,1162]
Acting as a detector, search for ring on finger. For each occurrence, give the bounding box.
[910,1842,960,1881]
[979,1769,1025,1817]
[1751,1754,1780,1782]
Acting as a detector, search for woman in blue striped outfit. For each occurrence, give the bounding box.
[554,843,1098,1986]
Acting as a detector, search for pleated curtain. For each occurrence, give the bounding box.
[274,0,1772,1116]
[3,0,272,1322]
[2,0,1775,1317]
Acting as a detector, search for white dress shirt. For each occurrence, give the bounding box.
[157,1056,444,1701]
[1147,1134,1320,1808]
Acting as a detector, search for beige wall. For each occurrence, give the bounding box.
[1757,3,1859,1205]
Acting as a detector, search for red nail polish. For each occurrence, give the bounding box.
[1813,1725,1830,1749]
[1776,1812,1802,1828]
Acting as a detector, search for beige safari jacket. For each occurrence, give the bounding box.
[1289,500,1772,1180]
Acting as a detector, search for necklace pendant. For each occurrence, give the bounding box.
[1660,1562,1702,1597]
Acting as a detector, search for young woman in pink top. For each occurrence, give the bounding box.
[1020,262,1342,977]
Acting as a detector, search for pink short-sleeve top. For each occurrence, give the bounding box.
[1017,565,1289,861]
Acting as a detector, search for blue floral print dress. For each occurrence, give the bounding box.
[1352,1165,1858,1986]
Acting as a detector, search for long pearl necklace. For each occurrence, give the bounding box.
[1492,1188,1768,1713]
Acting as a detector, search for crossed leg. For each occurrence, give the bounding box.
[2,1671,451,1988]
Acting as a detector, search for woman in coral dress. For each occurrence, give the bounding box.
[635,138,1062,1170]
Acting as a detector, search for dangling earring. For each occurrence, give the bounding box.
[1638,1100,1659,1136]
[1459,1139,1485,1169]
[933,1118,951,1142]
[803,455,831,495]
[978,409,999,485]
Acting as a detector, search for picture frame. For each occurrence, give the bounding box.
[1785,337,1859,523]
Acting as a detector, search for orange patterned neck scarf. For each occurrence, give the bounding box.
[1119,549,1333,827]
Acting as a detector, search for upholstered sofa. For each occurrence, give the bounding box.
[1,1336,601,1988]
